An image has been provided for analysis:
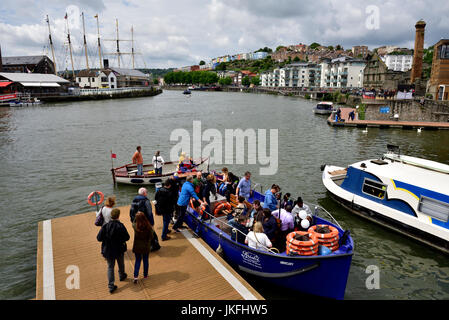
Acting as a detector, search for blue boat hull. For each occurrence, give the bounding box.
[184,207,353,300]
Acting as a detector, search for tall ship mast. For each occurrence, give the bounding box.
[65,12,75,79]
[45,15,57,75]
[81,12,90,71]
[104,19,136,69]
[94,14,103,69]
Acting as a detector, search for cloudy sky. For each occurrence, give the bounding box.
[0,0,448,70]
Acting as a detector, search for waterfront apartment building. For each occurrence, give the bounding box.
[261,63,320,88]
[352,46,369,58]
[380,54,413,72]
[320,57,365,88]
[428,39,449,100]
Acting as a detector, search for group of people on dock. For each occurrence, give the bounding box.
[95,165,313,293]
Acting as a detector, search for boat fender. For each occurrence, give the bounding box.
[320,164,326,171]
[87,191,104,206]
[216,244,224,257]
[318,245,332,256]
[339,230,351,246]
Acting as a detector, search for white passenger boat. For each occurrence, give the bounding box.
[322,145,449,253]
[313,101,334,114]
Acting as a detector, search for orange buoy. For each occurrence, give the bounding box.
[213,201,232,216]
[87,191,104,206]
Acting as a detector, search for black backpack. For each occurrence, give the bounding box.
[130,197,147,223]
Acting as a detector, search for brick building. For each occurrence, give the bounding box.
[428,39,449,100]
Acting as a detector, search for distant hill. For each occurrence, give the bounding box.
[137,68,175,77]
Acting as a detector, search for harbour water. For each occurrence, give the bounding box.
[1,90,449,300]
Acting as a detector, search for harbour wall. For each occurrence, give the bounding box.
[364,99,449,122]
[38,87,163,103]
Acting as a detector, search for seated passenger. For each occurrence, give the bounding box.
[230,216,249,244]
[291,197,312,218]
[246,200,263,228]
[262,208,278,243]
[231,196,247,220]
[245,222,272,252]
[281,193,293,209]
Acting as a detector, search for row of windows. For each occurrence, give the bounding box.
[438,45,449,59]
[362,178,449,222]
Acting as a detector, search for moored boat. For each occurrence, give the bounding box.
[322,144,449,254]
[313,101,334,114]
[183,89,192,95]
[112,157,209,185]
[184,181,354,300]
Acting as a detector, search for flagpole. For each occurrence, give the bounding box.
[110,150,116,185]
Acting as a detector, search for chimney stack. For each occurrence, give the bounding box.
[0,44,3,72]
[411,20,426,83]
[103,59,109,69]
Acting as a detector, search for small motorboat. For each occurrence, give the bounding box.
[112,157,209,185]
[322,144,449,254]
[313,101,334,114]
[184,176,354,300]
[183,89,192,95]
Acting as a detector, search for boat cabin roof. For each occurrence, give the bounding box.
[350,155,449,195]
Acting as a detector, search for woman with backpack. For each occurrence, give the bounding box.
[132,211,154,284]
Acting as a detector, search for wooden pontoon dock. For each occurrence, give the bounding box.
[35,205,263,300]
[328,107,449,130]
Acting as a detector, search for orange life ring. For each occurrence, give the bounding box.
[286,231,318,247]
[319,240,339,247]
[286,246,318,256]
[317,236,339,244]
[190,199,205,216]
[287,243,318,253]
[87,191,104,206]
[308,225,339,239]
[214,201,232,216]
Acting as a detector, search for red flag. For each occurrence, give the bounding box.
[111,153,117,159]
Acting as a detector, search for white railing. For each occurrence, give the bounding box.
[79,86,154,96]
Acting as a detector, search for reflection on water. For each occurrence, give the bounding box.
[0,91,448,299]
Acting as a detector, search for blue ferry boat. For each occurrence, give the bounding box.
[322,145,449,254]
[184,188,354,300]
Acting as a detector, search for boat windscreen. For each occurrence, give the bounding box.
[317,104,333,110]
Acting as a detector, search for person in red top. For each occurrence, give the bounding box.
[132,146,144,176]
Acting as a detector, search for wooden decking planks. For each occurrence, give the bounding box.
[35,205,263,300]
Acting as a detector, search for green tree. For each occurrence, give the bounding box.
[219,76,233,86]
[250,77,260,86]
[199,60,206,65]
[215,63,227,71]
[310,42,321,50]
[293,56,300,62]
[336,44,343,50]
[276,45,286,52]
[328,45,334,50]
[153,79,159,85]
[242,76,250,86]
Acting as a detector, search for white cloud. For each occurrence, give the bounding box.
[1,0,448,68]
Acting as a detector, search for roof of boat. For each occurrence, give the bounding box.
[318,101,333,105]
[349,154,449,194]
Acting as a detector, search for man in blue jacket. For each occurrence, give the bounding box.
[263,184,280,211]
[173,176,204,232]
